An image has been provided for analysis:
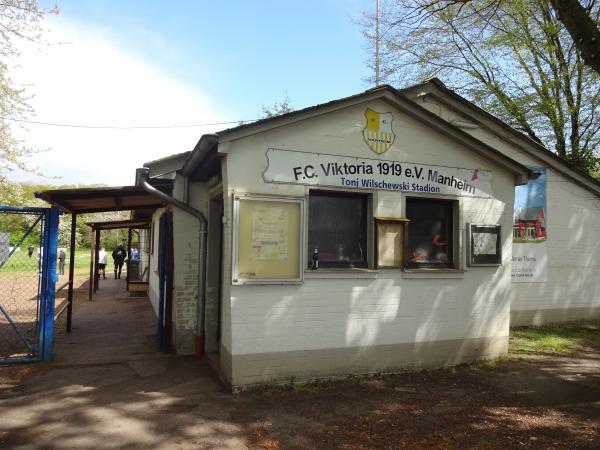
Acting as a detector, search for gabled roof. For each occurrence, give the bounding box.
[143,151,190,179]
[401,78,600,197]
[181,84,533,185]
[215,85,395,140]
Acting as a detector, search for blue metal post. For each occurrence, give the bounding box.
[39,207,59,361]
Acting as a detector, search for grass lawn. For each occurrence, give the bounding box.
[509,319,600,356]
[1,247,96,275]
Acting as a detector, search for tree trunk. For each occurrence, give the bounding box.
[549,0,600,76]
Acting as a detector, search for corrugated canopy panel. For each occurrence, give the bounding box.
[34,182,172,214]
[85,219,151,230]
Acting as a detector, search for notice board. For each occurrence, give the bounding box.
[467,223,502,266]
[233,195,303,283]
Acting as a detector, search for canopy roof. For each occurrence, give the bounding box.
[85,219,151,230]
[35,182,172,214]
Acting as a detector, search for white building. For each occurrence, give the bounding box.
[141,80,600,389]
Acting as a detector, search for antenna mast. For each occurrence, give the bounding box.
[375,0,381,85]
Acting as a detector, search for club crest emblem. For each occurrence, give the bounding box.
[363,108,395,154]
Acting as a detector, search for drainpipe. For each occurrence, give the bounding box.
[136,167,208,357]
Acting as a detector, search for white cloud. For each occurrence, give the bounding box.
[8,17,226,186]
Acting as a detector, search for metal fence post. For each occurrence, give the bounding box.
[40,207,59,361]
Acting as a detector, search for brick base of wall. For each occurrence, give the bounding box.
[219,336,507,390]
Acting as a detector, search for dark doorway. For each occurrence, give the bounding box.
[205,195,223,354]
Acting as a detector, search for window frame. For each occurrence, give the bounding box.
[307,189,371,269]
[404,197,458,270]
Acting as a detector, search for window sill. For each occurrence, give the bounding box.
[402,268,466,279]
[304,268,380,279]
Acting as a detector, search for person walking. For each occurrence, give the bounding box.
[112,244,126,279]
[58,248,66,276]
[98,247,108,279]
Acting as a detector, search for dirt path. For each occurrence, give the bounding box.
[1,283,598,449]
[239,351,600,449]
[1,348,598,449]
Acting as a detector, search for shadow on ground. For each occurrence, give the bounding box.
[0,350,598,450]
[1,277,598,449]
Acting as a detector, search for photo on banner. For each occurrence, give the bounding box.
[511,167,548,282]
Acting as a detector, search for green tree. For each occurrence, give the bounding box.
[0,180,124,249]
[261,94,294,118]
[362,0,600,174]
[0,1,57,197]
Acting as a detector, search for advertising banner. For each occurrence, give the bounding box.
[263,148,494,198]
[511,167,548,283]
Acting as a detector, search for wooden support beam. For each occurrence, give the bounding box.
[66,213,76,332]
[88,229,95,301]
[93,229,100,293]
[127,227,132,292]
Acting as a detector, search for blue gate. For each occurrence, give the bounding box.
[0,206,59,364]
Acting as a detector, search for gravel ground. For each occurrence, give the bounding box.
[238,351,600,450]
[2,299,599,450]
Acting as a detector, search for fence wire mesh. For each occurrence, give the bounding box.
[0,210,45,361]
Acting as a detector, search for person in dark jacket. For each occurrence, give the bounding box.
[112,244,126,279]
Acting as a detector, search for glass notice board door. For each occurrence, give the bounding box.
[232,195,304,284]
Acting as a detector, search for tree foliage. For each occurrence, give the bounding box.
[261,94,294,119]
[0,1,56,193]
[1,180,130,249]
[362,0,600,174]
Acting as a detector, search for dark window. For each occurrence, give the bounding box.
[308,191,368,268]
[406,198,454,268]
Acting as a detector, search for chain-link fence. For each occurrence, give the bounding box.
[0,209,46,361]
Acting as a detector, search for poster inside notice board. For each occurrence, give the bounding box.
[233,195,303,283]
[468,224,501,266]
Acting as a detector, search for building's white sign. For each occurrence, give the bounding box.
[263,148,493,198]
[511,244,548,282]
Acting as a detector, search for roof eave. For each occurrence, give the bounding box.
[143,151,191,179]
[180,133,220,181]
[215,86,397,144]
[403,79,600,196]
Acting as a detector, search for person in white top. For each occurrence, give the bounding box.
[98,247,108,279]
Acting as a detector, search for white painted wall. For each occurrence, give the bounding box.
[409,93,600,325]
[147,177,210,355]
[148,207,165,317]
[170,175,210,354]
[221,99,517,384]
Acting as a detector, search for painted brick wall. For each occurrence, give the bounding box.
[170,177,209,354]
[221,99,517,386]
[410,94,600,325]
[218,159,234,383]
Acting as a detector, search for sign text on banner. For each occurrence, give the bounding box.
[263,149,494,198]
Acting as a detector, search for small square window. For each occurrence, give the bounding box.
[308,191,368,268]
[406,198,455,269]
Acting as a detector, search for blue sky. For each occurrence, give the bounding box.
[45,0,371,122]
[8,1,373,185]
